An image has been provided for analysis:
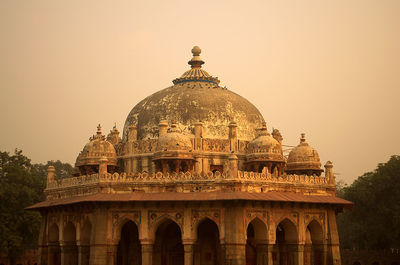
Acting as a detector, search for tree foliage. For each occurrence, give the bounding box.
[0,149,73,263]
[337,155,400,249]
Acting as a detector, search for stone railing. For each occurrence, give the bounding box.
[46,170,332,190]
[237,171,331,184]
[46,174,100,189]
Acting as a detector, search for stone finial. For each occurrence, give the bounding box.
[300,133,306,143]
[97,124,102,135]
[158,120,169,137]
[188,46,205,69]
[107,123,120,145]
[47,166,55,185]
[272,128,283,144]
[128,124,137,142]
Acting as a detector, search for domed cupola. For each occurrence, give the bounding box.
[75,124,117,175]
[286,133,323,176]
[245,123,285,175]
[153,121,195,174]
[123,46,265,142]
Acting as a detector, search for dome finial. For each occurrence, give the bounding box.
[300,133,306,143]
[188,46,204,69]
[97,124,102,135]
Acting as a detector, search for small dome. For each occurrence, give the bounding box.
[155,123,193,152]
[75,125,117,168]
[247,124,284,162]
[286,133,323,175]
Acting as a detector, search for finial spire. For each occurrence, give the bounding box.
[97,124,102,135]
[300,133,306,143]
[188,46,205,69]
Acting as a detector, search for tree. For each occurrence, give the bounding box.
[337,155,400,249]
[0,149,74,265]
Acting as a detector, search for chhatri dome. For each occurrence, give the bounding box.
[123,46,265,141]
[29,46,351,265]
[286,133,323,176]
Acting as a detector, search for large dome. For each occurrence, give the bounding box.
[123,46,265,141]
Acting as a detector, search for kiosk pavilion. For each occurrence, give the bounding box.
[29,46,351,265]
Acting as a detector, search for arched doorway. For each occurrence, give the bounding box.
[153,219,183,265]
[117,220,141,265]
[246,218,268,265]
[194,218,220,265]
[63,222,78,265]
[48,223,61,265]
[80,219,92,265]
[304,220,324,265]
[274,219,298,265]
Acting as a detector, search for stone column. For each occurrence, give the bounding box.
[141,243,153,265]
[193,122,203,150]
[327,209,342,265]
[222,243,246,265]
[228,154,238,179]
[99,157,108,178]
[128,125,137,142]
[287,244,304,265]
[228,121,238,152]
[89,208,109,265]
[47,166,55,188]
[158,120,168,137]
[183,244,194,265]
[266,244,274,265]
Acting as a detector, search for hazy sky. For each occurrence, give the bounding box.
[1,0,399,184]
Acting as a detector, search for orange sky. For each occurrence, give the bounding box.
[1,0,399,183]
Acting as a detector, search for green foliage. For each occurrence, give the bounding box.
[337,155,400,249]
[0,149,73,262]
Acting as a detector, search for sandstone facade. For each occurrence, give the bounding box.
[29,46,351,265]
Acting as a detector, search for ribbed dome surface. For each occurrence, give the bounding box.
[75,125,117,167]
[123,47,264,141]
[286,134,322,172]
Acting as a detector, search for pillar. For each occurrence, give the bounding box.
[158,120,168,137]
[228,154,238,179]
[183,244,194,265]
[229,121,238,152]
[325,161,334,184]
[327,209,342,265]
[141,243,153,265]
[99,157,108,178]
[193,122,203,151]
[128,124,137,142]
[89,208,109,265]
[47,166,55,187]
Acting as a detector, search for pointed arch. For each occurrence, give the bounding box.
[192,216,220,241]
[113,216,141,244]
[48,223,61,265]
[62,222,78,265]
[274,218,299,265]
[153,218,183,265]
[246,217,268,265]
[304,219,324,265]
[195,218,221,265]
[117,220,141,265]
